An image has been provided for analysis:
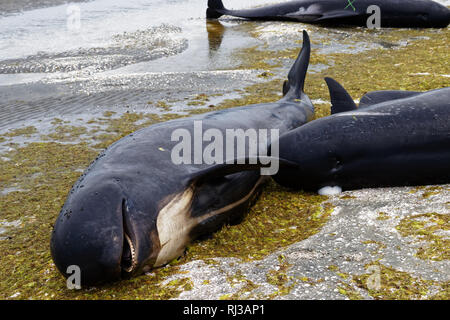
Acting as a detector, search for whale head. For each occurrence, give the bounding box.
[398,1,450,27]
[50,174,160,286]
[426,1,450,27]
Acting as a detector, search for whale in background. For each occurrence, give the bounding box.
[207,0,450,28]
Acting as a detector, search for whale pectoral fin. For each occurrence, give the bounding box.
[324,77,357,114]
[359,91,422,109]
[187,157,297,185]
[315,10,360,21]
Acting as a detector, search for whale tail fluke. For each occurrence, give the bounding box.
[283,31,311,100]
[324,77,357,114]
[207,0,226,19]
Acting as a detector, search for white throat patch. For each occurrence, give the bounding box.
[155,187,195,267]
[155,177,266,267]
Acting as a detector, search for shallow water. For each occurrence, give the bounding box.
[0,1,286,129]
[0,0,279,74]
[0,0,449,72]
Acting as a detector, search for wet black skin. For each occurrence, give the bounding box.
[273,87,450,192]
[207,0,450,28]
[50,32,314,286]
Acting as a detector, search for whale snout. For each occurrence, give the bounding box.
[430,2,450,27]
[50,181,134,286]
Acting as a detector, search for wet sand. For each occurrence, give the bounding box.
[0,0,91,16]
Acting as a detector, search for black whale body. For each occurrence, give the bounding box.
[207,0,450,28]
[50,32,314,286]
[272,78,450,192]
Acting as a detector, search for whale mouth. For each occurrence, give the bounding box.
[121,199,137,274]
[121,233,137,273]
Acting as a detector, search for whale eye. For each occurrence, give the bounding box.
[417,13,429,21]
[330,155,342,170]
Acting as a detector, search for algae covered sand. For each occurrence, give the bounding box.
[0,23,449,299]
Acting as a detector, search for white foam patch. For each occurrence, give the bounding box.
[318,186,342,196]
[254,23,311,43]
[311,99,329,104]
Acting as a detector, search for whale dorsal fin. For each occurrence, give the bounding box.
[283,31,311,99]
[187,157,297,185]
[359,91,422,109]
[207,0,227,19]
[324,77,357,114]
[282,80,289,96]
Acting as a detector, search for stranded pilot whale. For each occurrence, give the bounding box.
[271,78,450,193]
[50,32,314,286]
[207,0,450,28]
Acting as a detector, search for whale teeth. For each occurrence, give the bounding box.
[121,233,137,273]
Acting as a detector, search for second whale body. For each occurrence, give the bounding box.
[207,0,450,28]
[272,78,450,193]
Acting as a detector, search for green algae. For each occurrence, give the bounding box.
[396,213,449,261]
[224,270,260,300]
[4,126,37,138]
[327,265,339,272]
[421,186,446,199]
[353,262,447,300]
[156,101,171,111]
[41,125,87,142]
[256,28,450,104]
[340,194,356,200]
[187,94,210,106]
[266,255,295,299]
[361,240,387,256]
[376,212,390,221]
[165,277,194,293]
[328,261,448,300]
[337,281,364,300]
[0,142,97,299]
[184,181,331,263]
